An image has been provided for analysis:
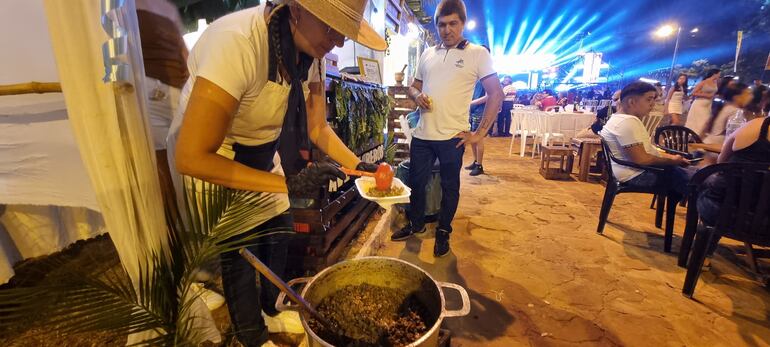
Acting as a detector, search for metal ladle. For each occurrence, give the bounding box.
[239,248,344,338]
[341,164,394,191]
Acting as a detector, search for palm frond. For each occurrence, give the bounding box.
[0,175,292,346]
[0,258,172,340]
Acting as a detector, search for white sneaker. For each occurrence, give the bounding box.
[190,283,225,311]
[262,310,305,334]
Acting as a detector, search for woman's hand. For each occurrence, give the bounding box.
[356,162,379,173]
[286,162,346,197]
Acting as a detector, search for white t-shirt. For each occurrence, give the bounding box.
[599,113,660,182]
[167,4,323,229]
[413,42,496,140]
[503,85,517,102]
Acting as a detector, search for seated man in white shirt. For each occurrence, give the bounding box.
[599,82,693,200]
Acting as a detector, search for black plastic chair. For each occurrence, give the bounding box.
[650,126,703,213]
[654,126,703,155]
[681,163,770,298]
[597,138,679,252]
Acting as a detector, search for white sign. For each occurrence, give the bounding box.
[358,57,382,85]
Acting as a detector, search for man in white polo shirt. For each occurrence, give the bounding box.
[391,0,504,257]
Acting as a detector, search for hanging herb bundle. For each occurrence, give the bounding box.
[370,88,392,144]
[331,80,391,153]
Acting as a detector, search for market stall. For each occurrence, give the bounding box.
[288,74,391,274]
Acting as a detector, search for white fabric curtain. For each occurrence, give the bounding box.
[0,0,108,284]
[41,0,220,344]
[42,0,166,292]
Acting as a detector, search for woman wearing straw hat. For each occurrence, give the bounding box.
[168,0,386,345]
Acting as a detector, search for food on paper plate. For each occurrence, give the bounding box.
[367,185,405,198]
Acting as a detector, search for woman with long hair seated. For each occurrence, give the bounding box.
[697,115,770,265]
[702,82,753,144]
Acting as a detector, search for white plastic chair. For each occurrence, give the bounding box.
[515,111,546,158]
[509,109,526,156]
[584,100,599,113]
[509,109,538,157]
[508,109,522,156]
[510,109,525,137]
[541,113,567,149]
[641,113,664,137]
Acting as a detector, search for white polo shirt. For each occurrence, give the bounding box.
[413,41,496,140]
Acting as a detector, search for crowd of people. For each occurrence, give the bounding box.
[485,68,770,142]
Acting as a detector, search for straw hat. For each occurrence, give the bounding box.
[291,0,388,51]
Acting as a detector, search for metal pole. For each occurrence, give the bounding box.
[667,27,682,87]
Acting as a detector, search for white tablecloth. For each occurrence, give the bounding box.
[512,110,596,140]
[0,94,100,210]
[0,93,105,284]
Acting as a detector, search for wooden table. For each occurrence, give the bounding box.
[689,142,723,154]
[571,138,602,182]
[540,145,574,180]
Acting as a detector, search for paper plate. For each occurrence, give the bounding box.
[355,177,411,208]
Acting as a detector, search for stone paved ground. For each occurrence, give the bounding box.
[5,137,770,347]
[368,137,770,347]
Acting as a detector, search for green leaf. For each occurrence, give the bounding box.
[0,174,287,345]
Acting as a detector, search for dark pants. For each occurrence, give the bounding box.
[624,166,691,201]
[220,212,293,346]
[497,101,514,135]
[408,137,465,233]
[697,192,722,256]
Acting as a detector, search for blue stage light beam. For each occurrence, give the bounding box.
[457,0,767,81]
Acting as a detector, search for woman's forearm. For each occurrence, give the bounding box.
[309,124,360,169]
[470,95,489,106]
[176,150,288,193]
[691,83,711,98]
[174,77,288,194]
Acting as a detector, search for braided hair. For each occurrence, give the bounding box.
[267,2,289,83]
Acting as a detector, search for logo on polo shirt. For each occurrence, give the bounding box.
[455,58,464,68]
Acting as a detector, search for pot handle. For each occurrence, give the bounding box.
[275,277,312,312]
[438,282,471,318]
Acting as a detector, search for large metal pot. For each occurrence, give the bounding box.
[276,257,470,347]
